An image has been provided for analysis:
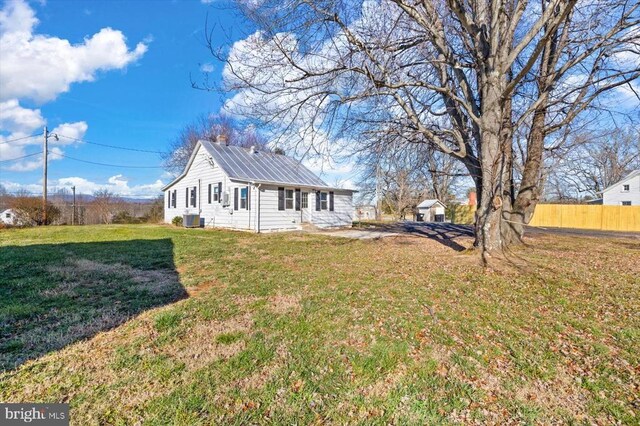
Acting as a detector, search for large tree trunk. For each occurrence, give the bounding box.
[473,73,523,255]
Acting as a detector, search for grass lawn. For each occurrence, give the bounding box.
[0,224,638,424]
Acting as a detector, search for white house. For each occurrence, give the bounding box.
[602,170,640,206]
[416,199,446,222]
[162,138,355,232]
[0,209,17,225]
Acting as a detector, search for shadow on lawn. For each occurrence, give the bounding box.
[0,238,186,372]
[355,221,474,252]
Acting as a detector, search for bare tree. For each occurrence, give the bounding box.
[10,197,60,226]
[162,113,270,174]
[358,142,464,217]
[216,0,639,256]
[545,126,640,200]
[90,189,121,225]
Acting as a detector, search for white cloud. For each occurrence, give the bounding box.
[0,99,44,134]
[0,0,147,103]
[2,175,164,198]
[200,62,214,73]
[1,121,87,171]
[0,0,147,173]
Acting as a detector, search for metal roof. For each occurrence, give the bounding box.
[163,140,355,191]
[417,199,446,208]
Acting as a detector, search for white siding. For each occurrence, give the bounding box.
[163,145,253,229]
[602,175,640,206]
[255,185,302,231]
[308,190,353,228]
[164,145,354,231]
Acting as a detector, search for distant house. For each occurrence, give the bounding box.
[0,209,17,225]
[162,137,355,232]
[416,199,446,222]
[601,170,640,206]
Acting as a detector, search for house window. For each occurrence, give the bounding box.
[622,201,632,206]
[301,192,308,209]
[320,192,328,210]
[622,184,630,192]
[190,186,197,207]
[213,185,219,202]
[285,189,294,210]
[172,190,176,208]
[5,213,10,218]
[167,192,171,208]
[240,187,248,209]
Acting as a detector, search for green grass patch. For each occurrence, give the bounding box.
[0,224,638,424]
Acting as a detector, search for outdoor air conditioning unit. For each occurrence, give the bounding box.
[183,214,201,228]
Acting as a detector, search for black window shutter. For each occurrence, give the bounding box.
[192,186,197,207]
[167,192,170,208]
[234,187,238,210]
[172,190,176,208]
[329,191,334,211]
[246,186,250,210]
[208,184,212,204]
[278,187,285,211]
[218,182,222,203]
[185,188,189,207]
[295,189,301,211]
[315,191,321,211]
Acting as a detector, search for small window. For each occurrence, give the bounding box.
[320,192,328,210]
[621,201,632,206]
[622,184,630,192]
[240,187,248,209]
[301,192,308,209]
[213,185,219,202]
[190,186,197,207]
[5,213,10,218]
[285,189,294,210]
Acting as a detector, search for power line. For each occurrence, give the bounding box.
[0,134,40,145]
[48,151,164,168]
[57,134,166,154]
[0,152,42,163]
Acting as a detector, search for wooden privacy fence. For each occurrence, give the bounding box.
[529,204,640,232]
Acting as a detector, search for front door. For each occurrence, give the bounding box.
[301,192,310,223]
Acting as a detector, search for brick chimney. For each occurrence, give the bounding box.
[468,191,477,206]
[216,134,228,145]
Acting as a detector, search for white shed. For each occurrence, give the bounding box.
[601,170,640,206]
[162,138,356,232]
[416,199,446,222]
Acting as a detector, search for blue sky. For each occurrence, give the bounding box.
[0,0,247,197]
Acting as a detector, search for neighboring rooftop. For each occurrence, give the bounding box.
[601,170,640,193]
[417,199,446,208]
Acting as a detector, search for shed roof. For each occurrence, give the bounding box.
[162,140,354,192]
[417,199,446,209]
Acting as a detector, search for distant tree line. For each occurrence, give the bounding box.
[0,186,163,227]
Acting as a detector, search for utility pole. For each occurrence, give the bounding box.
[375,162,382,221]
[42,126,48,225]
[71,185,76,225]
